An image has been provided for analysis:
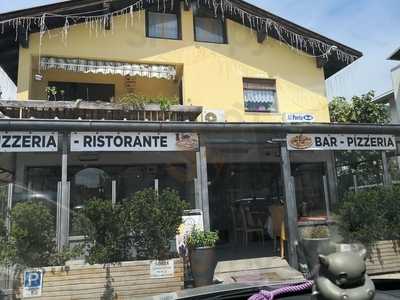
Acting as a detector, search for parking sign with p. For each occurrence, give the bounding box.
[23,270,43,297]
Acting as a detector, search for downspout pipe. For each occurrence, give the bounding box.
[0,119,399,134]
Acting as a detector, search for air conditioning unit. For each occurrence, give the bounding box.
[202,109,225,122]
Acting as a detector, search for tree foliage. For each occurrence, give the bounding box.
[0,201,81,268]
[329,91,391,199]
[329,91,390,124]
[337,186,400,250]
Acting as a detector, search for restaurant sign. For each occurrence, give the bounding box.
[70,132,199,152]
[0,132,58,152]
[287,134,396,151]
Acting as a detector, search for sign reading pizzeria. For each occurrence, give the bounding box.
[70,132,199,152]
[287,134,396,151]
[0,132,58,152]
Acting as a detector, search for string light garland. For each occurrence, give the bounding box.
[0,0,358,64]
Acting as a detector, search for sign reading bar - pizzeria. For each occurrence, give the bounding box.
[70,132,199,152]
[287,134,396,151]
[0,132,58,152]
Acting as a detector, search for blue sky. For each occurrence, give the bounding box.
[1,0,399,100]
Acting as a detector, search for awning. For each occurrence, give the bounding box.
[40,57,176,80]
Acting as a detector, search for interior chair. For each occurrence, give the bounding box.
[239,205,265,247]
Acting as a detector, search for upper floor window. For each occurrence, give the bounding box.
[193,4,227,44]
[146,4,181,40]
[243,78,277,112]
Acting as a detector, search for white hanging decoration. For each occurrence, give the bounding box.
[0,0,358,64]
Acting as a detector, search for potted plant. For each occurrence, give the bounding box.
[186,228,219,287]
[299,225,333,271]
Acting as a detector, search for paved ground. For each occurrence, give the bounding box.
[214,256,304,284]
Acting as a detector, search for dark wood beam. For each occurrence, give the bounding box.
[257,30,267,44]
[316,56,328,69]
[103,1,112,30]
[18,27,29,48]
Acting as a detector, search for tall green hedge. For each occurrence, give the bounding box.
[337,186,400,249]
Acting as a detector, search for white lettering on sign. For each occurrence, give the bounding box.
[150,260,175,279]
[287,134,396,151]
[285,113,315,123]
[70,132,199,152]
[0,132,58,152]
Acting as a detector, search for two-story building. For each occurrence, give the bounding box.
[0,0,372,268]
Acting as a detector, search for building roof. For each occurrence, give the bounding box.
[389,47,400,60]
[0,0,363,84]
[374,90,395,104]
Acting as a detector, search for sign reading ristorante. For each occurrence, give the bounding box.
[287,133,396,151]
[0,132,58,152]
[70,132,199,152]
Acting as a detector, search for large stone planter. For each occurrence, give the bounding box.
[366,240,400,275]
[300,238,333,271]
[16,258,184,300]
[189,247,217,287]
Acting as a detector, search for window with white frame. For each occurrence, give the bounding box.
[243,78,277,112]
[146,6,180,40]
[193,4,226,44]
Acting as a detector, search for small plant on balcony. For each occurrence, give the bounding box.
[45,86,58,101]
[117,93,179,112]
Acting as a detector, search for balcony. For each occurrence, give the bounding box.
[0,100,202,121]
[12,56,202,121]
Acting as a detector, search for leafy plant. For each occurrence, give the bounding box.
[79,188,187,263]
[336,186,400,250]
[45,86,58,101]
[129,188,188,260]
[117,93,179,111]
[0,201,81,268]
[300,225,330,239]
[186,228,219,249]
[78,198,134,264]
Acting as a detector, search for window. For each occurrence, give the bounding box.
[193,4,226,44]
[243,78,277,112]
[146,5,180,40]
[48,81,115,102]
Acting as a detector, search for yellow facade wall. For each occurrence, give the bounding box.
[17,4,329,122]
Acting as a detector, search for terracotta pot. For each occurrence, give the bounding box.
[189,246,217,287]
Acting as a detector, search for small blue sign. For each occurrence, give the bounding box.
[24,271,42,289]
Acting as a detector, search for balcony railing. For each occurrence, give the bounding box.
[0,100,202,122]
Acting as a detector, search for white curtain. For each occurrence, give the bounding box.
[244,89,277,112]
[148,12,178,39]
[195,17,224,43]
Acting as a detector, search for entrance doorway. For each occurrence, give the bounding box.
[208,162,285,261]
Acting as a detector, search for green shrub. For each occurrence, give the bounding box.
[186,228,219,249]
[0,201,80,268]
[300,225,330,239]
[337,186,400,249]
[129,188,188,260]
[79,188,187,263]
[78,198,134,264]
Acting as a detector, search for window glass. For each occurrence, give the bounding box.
[193,4,226,44]
[194,16,225,43]
[148,11,179,39]
[243,78,277,112]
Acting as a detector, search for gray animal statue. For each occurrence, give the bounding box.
[312,250,375,300]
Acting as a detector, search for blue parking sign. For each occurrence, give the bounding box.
[23,270,43,297]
